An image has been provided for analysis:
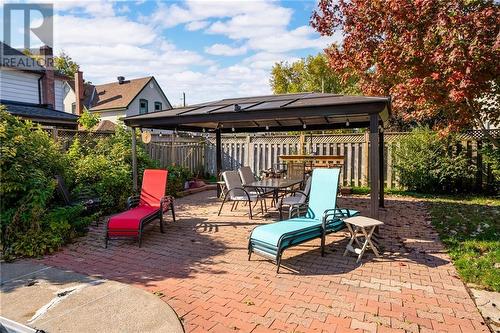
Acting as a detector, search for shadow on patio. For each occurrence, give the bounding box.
[29,190,488,333]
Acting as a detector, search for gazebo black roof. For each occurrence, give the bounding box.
[124,93,391,132]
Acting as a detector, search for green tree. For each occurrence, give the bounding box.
[270,53,359,94]
[54,51,79,77]
[78,110,100,131]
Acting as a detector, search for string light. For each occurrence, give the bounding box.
[202,128,206,133]
[265,125,269,130]
[232,127,235,132]
[346,118,350,127]
[303,123,307,129]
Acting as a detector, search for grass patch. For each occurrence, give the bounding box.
[427,196,499,292]
[351,186,428,197]
[352,187,499,291]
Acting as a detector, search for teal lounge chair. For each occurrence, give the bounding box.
[248,168,359,272]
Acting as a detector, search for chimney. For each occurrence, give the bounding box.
[74,70,84,116]
[117,76,125,84]
[39,45,55,108]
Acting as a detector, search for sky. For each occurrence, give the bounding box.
[3,0,342,105]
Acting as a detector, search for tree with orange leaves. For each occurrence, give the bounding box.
[311,0,499,146]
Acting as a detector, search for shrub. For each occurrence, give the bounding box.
[166,165,193,196]
[66,126,158,213]
[78,110,100,130]
[0,108,92,259]
[394,127,475,193]
[481,143,500,193]
[0,108,159,259]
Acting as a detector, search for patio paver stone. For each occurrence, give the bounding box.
[37,191,489,333]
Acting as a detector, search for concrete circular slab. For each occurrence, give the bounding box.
[0,261,184,333]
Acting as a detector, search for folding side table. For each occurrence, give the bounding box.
[343,216,384,262]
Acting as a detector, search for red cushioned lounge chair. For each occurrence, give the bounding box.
[105,169,175,247]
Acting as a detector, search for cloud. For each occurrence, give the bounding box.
[117,5,131,14]
[205,44,248,56]
[46,0,338,105]
[159,65,271,104]
[185,20,210,31]
[52,0,116,17]
[51,13,210,84]
[243,52,301,70]
[147,1,334,55]
[246,26,341,53]
[53,15,155,46]
[147,0,291,31]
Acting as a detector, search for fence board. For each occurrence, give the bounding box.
[51,129,497,189]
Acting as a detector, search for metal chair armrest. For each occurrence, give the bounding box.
[291,190,308,199]
[289,202,308,218]
[322,208,345,229]
[226,187,252,202]
[127,195,140,209]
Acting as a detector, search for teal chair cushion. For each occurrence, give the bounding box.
[250,209,359,248]
[250,218,322,247]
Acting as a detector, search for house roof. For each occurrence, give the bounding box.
[90,77,153,111]
[0,42,72,79]
[124,92,391,133]
[1,100,78,128]
[0,42,44,72]
[95,120,117,132]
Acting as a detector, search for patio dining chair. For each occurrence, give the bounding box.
[218,171,266,219]
[238,166,274,201]
[277,175,312,220]
[248,168,359,272]
[105,169,175,247]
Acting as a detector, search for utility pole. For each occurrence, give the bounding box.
[182,92,186,107]
[321,77,324,93]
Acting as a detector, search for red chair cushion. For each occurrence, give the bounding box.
[140,169,168,208]
[107,206,159,237]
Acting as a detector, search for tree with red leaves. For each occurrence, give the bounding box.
[311,0,499,146]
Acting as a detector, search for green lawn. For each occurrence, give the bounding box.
[352,187,500,291]
[427,196,499,292]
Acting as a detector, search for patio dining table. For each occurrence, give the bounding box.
[244,178,303,210]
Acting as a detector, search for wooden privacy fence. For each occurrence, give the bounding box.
[215,132,400,188]
[146,137,206,175]
[49,128,498,190]
[210,130,499,189]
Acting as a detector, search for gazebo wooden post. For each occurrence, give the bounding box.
[379,126,385,208]
[369,114,380,219]
[131,127,138,193]
[216,128,222,197]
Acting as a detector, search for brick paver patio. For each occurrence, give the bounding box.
[38,191,488,333]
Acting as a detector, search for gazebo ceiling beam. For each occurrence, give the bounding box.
[137,121,371,133]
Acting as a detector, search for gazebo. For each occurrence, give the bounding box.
[124,92,391,218]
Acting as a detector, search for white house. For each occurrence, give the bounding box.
[0,43,79,128]
[65,75,172,124]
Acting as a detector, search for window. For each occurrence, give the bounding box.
[71,102,76,114]
[154,102,162,111]
[139,99,148,114]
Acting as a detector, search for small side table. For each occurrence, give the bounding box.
[343,216,384,262]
